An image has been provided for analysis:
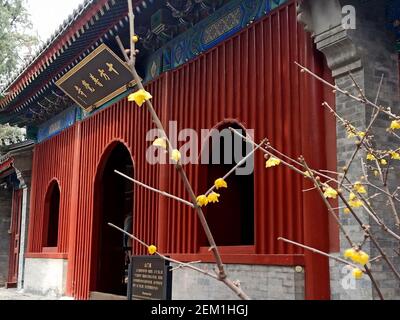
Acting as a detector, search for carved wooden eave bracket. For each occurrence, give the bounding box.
[297,0,362,78]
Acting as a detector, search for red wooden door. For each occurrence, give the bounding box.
[7,189,23,288]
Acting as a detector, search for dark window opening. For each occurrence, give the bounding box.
[201,123,255,247]
[43,181,60,248]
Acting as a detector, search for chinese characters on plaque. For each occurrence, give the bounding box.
[128,256,172,300]
[56,44,136,112]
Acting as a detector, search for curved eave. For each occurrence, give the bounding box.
[0,0,145,124]
[0,157,14,175]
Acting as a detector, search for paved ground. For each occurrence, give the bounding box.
[0,288,61,300]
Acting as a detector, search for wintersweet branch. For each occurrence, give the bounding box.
[277,237,362,270]
[326,72,384,187]
[294,62,398,119]
[230,127,400,244]
[231,126,394,297]
[204,138,267,196]
[361,161,400,202]
[229,128,306,175]
[229,127,339,183]
[280,236,384,299]
[369,155,400,227]
[112,1,251,301]
[114,170,195,208]
[108,223,219,280]
[321,101,378,187]
[300,157,388,301]
[338,192,400,281]
[300,157,354,247]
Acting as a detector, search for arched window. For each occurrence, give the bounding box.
[201,123,254,247]
[43,181,60,248]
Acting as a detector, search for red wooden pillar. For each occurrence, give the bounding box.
[157,73,171,253]
[300,42,331,300]
[7,189,23,288]
[66,123,82,296]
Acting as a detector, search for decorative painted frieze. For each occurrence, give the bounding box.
[144,0,288,82]
[37,107,79,142]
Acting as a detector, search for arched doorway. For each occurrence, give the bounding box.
[91,142,134,296]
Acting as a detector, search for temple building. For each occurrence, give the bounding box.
[0,0,399,300]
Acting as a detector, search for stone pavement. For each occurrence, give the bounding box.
[0,287,63,300]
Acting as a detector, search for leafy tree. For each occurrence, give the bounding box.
[0,0,37,89]
[0,123,25,145]
[0,0,37,144]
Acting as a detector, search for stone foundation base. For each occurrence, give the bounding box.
[23,258,67,297]
[171,264,305,300]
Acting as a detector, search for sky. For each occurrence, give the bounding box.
[26,0,84,42]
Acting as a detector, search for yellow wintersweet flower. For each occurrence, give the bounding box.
[344,248,356,259]
[265,157,281,168]
[352,268,363,280]
[348,192,363,208]
[358,132,366,138]
[214,178,228,190]
[359,252,370,266]
[390,120,400,130]
[352,251,369,266]
[344,208,351,214]
[132,35,139,43]
[148,245,157,255]
[390,151,400,160]
[380,159,388,165]
[346,125,357,138]
[196,195,208,207]
[353,181,366,194]
[128,89,152,107]
[373,170,379,177]
[207,192,220,204]
[347,130,356,139]
[349,199,363,208]
[153,138,167,149]
[171,149,181,162]
[323,187,338,199]
[366,153,376,161]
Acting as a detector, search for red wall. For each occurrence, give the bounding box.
[27,126,76,254]
[27,2,336,300]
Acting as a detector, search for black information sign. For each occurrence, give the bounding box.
[56,43,135,112]
[128,255,172,301]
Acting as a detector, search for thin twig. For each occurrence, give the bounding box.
[295,62,398,119]
[300,157,354,247]
[231,127,400,244]
[364,265,385,300]
[278,237,384,300]
[278,237,362,270]
[321,100,383,188]
[108,223,218,280]
[369,256,382,263]
[229,127,340,183]
[338,192,400,281]
[204,138,267,196]
[127,0,135,63]
[170,261,202,272]
[114,170,195,208]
